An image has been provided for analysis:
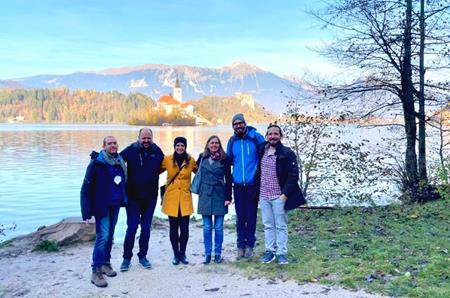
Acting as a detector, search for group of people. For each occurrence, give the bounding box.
[80,113,306,288]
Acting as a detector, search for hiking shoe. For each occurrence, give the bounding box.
[259,251,276,264]
[203,255,211,265]
[172,256,180,266]
[101,263,117,277]
[120,259,131,272]
[237,248,245,259]
[91,267,108,287]
[277,254,289,265]
[139,257,152,269]
[179,254,189,265]
[214,254,223,264]
[244,246,254,258]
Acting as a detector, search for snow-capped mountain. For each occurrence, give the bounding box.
[6,62,305,112]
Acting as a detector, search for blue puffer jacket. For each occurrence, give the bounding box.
[226,126,265,185]
[120,142,164,200]
[80,151,127,220]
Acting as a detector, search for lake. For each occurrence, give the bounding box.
[0,123,405,241]
[0,124,257,241]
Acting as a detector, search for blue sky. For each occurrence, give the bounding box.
[0,0,334,79]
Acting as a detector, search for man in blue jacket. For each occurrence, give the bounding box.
[226,113,265,258]
[120,128,164,271]
[80,136,127,287]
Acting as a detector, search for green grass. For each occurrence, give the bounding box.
[33,240,59,252]
[233,200,450,297]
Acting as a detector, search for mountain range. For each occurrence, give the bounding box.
[1,62,304,112]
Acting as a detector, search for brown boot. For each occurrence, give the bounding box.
[91,267,108,287]
[101,263,117,277]
[237,248,245,259]
[244,246,254,258]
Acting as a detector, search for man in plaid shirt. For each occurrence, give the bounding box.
[257,124,306,265]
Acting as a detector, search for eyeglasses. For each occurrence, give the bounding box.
[106,142,117,145]
[233,121,245,127]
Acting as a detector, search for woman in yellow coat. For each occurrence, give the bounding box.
[161,136,197,265]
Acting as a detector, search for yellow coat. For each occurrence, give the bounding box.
[161,155,198,217]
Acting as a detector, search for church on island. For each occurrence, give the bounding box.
[156,77,194,116]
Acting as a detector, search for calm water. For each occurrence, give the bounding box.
[0,123,411,241]
[0,124,244,241]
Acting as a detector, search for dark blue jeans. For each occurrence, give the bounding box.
[92,206,120,269]
[202,215,224,256]
[233,184,258,249]
[123,198,157,260]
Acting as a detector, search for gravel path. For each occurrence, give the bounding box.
[0,222,384,298]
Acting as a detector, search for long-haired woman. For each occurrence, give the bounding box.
[196,135,232,264]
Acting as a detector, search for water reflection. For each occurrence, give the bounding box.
[0,124,243,240]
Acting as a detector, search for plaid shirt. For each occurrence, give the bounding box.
[260,149,282,199]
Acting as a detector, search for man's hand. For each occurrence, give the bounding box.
[224,200,232,206]
[280,194,287,202]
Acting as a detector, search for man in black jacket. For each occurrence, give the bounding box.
[257,124,306,265]
[80,136,127,287]
[120,128,164,271]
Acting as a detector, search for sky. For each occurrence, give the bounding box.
[0,0,336,80]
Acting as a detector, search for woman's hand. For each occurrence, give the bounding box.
[224,200,232,206]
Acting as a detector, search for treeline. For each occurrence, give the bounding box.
[0,88,155,123]
[0,88,272,126]
[128,108,196,126]
[189,95,272,124]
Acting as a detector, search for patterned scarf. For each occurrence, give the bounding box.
[99,150,127,182]
[210,151,221,160]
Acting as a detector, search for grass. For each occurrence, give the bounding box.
[33,240,59,252]
[233,199,450,297]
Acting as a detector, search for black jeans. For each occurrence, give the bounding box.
[123,198,157,260]
[234,184,258,249]
[168,208,190,257]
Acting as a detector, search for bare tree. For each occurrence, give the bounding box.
[310,0,450,201]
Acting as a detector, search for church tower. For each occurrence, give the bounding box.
[173,75,182,102]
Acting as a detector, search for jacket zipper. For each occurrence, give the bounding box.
[241,139,246,184]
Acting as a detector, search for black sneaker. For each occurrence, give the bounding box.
[172,256,180,266]
[179,254,189,265]
[120,259,131,272]
[214,254,223,264]
[203,255,211,265]
[139,257,152,269]
[259,251,276,264]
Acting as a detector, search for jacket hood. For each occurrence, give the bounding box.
[131,141,158,152]
[234,125,260,140]
[90,150,100,160]
[89,150,108,164]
